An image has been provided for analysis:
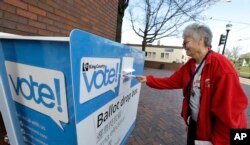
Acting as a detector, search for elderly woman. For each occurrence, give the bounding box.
[136,23,248,145]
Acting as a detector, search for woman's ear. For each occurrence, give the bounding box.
[198,36,205,46]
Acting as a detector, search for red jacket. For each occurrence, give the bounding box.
[146,52,248,145]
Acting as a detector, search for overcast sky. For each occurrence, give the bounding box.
[122,0,250,54]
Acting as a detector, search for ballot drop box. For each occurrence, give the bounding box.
[0,29,145,145]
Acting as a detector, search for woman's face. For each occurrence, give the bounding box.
[183,35,201,58]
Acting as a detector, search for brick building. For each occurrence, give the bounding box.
[0,0,119,144]
[0,0,118,40]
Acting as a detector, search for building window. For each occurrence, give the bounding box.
[165,53,169,59]
[148,52,152,58]
[152,52,156,59]
[161,53,169,59]
[161,53,164,58]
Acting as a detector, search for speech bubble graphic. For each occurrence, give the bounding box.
[5,61,68,129]
[79,57,120,104]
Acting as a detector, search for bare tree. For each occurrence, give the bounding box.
[129,0,218,51]
[116,0,130,42]
[224,48,233,59]
[225,46,242,63]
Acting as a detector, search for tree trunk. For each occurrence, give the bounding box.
[142,40,146,52]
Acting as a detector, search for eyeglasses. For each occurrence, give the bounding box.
[182,40,192,47]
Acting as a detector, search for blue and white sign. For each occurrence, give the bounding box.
[0,29,144,145]
[79,57,120,104]
[1,37,76,145]
[5,61,68,129]
[70,29,144,145]
[0,43,24,145]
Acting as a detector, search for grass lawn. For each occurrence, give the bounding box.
[236,66,250,78]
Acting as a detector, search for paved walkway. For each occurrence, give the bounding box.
[126,68,250,145]
[240,77,250,85]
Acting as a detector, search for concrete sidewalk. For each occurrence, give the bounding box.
[240,77,250,86]
[126,68,250,145]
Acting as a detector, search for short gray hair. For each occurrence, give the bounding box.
[182,23,213,48]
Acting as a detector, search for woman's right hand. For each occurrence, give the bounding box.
[136,75,147,83]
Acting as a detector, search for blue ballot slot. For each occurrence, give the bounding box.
[0,29,145,145]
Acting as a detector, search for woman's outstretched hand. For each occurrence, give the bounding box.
[136,75,147,83]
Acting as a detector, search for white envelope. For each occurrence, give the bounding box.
[195,140,213,145]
